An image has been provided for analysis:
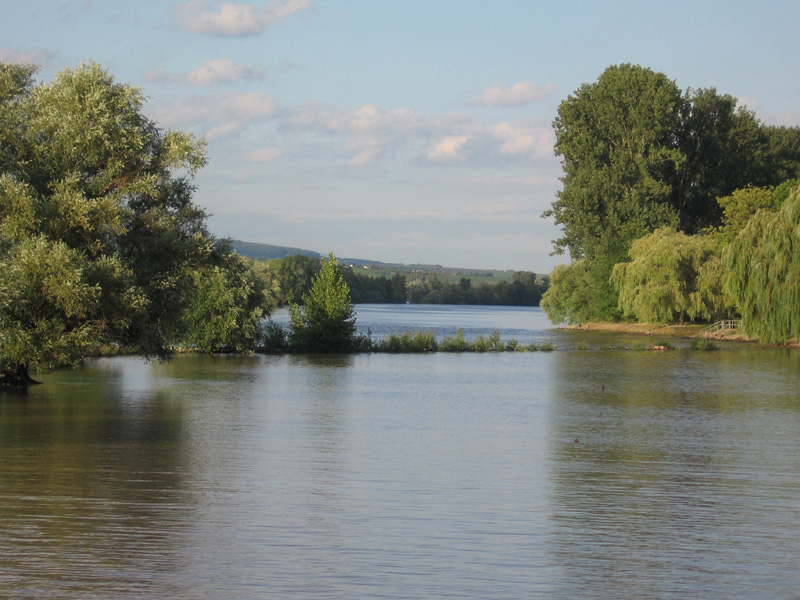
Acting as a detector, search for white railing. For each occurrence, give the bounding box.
[700,319,743,335]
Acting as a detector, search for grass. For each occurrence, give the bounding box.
[690,337,719,351]
[374,328,555,353]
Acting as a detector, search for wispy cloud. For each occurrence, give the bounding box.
[469,81,556,107]
[0,48,57,65]
[174,0,312,36]
[148,91,279,139]
[152,92,555,167]
[246,146,283,162]
[146,58,264,86]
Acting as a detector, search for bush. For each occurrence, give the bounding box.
[690,337,718,351]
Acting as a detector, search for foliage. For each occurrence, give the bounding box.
[773,179,799,207]
[0,236,106,381]
[377,330,438,353]
[543,64,800,321]
[182,249,271,352]
[611,228,733,324]
[690,337,718,351]
[261,255,548,307]
[267,254,321,305]
[342,268,407,303]
[288,253,361,353]
[375,328,541,353]
[0,60,267,381]
[540,260,618,324]
[715,186,775,242]
[545,64,683,263]
[724,187,800,343]
[401,270,547,306]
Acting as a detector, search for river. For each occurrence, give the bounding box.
[1,305,799,599]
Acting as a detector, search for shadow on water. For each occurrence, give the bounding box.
[0,368,195,599]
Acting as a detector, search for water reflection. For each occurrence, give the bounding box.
[547,349,800,599]
[0,371,192,598]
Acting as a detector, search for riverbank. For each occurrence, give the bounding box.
[563,321,768,344]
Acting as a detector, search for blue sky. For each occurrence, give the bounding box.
[3,1,799,272]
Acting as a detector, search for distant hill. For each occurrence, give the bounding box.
[229,240,529,281]
[230,240,321,261]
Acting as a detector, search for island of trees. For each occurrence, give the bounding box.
[541,64,800,344]
[0,61,549,382]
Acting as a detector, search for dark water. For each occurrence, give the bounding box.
[2,306,799,599]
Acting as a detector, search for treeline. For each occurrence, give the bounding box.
[541,64,800,343]
[258,254,548,306]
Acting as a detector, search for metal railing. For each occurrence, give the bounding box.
[700,319,743,335]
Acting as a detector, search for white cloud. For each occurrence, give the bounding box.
[174,0,312,36]
[465,203,527,216]
[286,103,426,134]
[491,121,553,158]
[425,136,470,162]
[470,81,556,107]
[246,146,283,162]
[146,58,264,86]
[736,96,759,112]
[205,122,245,140]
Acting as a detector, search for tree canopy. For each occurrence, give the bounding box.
[0,61,269,382]
[724,187,800,343]
[611,228,732,324]
[542,64,800,324]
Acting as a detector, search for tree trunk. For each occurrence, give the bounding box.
[0,363,40,385]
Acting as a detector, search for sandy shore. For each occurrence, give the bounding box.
[563,321,758,342]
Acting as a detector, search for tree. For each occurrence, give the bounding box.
[546,64,683,263]
[611,228,732,324]
[182,248,271,352]
[268,254,321,305]
[714,186,775,243]
[288,253,360,352]
[543,65,684,316]
[0,61,217,382]
[724,187,800,343]
[540,261,609,324]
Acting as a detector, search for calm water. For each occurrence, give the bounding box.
[2,306,800,599]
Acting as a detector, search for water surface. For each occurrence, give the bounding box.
[2,306,799,599]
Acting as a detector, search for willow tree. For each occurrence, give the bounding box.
[0,61,214,382]
[724,187,800,343]
[611,228,732,324]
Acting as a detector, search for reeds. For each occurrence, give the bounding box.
[374,328,556,353]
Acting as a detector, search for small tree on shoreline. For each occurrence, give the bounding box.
[288,253,360,353]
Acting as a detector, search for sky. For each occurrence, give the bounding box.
[2,1,799,272]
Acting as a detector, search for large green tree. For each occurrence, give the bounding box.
[546,64,683,263]
[0,61,235,382]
